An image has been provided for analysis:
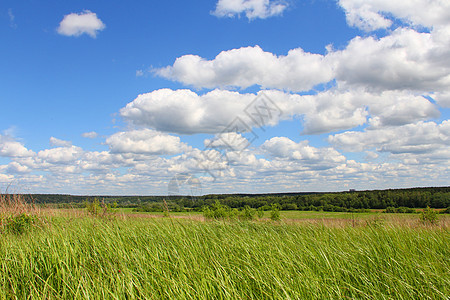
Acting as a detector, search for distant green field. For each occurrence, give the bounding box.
[1,209,448,299]
[118,208,449,222]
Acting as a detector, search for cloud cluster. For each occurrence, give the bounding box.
[155,46,333,92]
[212,0,288,20]
[332,28,450,93]
[57,10,105,38]
[155,29,450,96]
[119,88,287,134]
[119,87,440,136]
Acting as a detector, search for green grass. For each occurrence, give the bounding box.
[1,214,448,299]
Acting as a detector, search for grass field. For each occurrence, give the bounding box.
[1,208,449,299]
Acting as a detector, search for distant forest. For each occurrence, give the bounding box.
[17,186,450,212]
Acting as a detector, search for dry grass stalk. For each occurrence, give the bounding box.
[0,193,39,218]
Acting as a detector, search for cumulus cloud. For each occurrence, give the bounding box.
[0,135,34,158]
[120,89,294,134]
[332,28,450,93]
[155,46,333,92]
[204,132,251,152]
[338,0,450,31]
[262,137,346,167]
[106,129,187,155]
[37,146,83,164]
[7,162,30,174]
[302,89,439,134]
[156,28,450,95]
[329,121,450,156]
[120,87,441,135]
[433,91,450,108]
[212,0,288,20]
[50,137,72,147]
[57,10,105,38]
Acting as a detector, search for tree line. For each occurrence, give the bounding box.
[16,186,450,212]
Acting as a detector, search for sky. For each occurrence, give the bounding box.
[0,0,449,195]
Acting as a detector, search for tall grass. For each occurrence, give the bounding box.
[0,193,43,234]
[1,215,448,299]
[0,193,35,217]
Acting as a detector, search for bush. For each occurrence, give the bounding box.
[257,207,264,219]
[270,204,281,221]
[420,206,438,225]
[383,207,416,214]
[240,205,256,221]
[203,201,235,220]
[203,202,260,221]
[85,198,115,217]
[3,213,37,234]
[282,203,298,210]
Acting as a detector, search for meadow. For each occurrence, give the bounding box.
[0,198,449,299]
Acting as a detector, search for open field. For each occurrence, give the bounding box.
[117,209,450,227]
[1,208,449,299]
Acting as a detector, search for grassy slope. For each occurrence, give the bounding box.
[1,215,449,299]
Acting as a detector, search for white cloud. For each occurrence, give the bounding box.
[332,28,450,93]
[50,137,72,147]
[261,137,346,167]
[0,135,34,158]
[7,162,30,174]
[0,172,14,184]
[155,46,333,92]
[433,91,450,108]
[156,25,450,95]
[339,1,392,32]
[120,87,441,135]
[106,129,187,155]
[302,89,439,134]
[338,0,450,31]
[37,146,83,164]
[120,89,287,134]
[82,131,98,139]
[329,121,450,155]
[204,132,250,152]
[300,90,368,134]
[57,10,105,38]
[212,0,288,20]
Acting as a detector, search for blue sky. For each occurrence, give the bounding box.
[1,0,449,195]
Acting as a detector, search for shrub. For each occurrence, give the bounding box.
[420,206,438,225]
[3,213,37,234]
[282,203,298,210]
[85,198,114,217]
[270,204,281,221]
[203,201,234,220]
[240,205,256,221]
[257,207,264,219]
[383,206,416,214]
[203,202,262,221]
